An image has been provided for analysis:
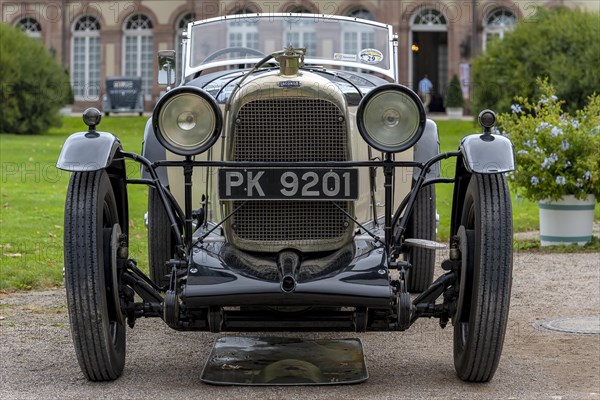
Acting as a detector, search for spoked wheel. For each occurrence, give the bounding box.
[406,183,436,292]
[64,170,126,381]
[147,186,177,287]
[453,174,513,382]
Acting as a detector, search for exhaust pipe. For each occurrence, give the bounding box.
[277,251,300,293]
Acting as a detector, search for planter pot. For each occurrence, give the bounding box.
[446,107,463,120]
[59,105,73,116]
[539,194,595,246]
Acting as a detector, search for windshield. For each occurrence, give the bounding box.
[187,14,395,80]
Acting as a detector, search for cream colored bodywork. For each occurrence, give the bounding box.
[166,71,412,234]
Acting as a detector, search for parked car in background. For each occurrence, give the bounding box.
[57,13,515,384]
[102,76,144,116]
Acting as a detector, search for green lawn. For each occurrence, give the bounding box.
[434,120,553,241]
[0,117,149,290]
[0,117,598,291]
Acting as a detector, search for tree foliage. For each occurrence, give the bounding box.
[472,7,600,114]
[0,24,72,134]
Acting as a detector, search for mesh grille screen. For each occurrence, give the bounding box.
[230,97,351,249]
[233,98,346,162]
[232,201,349,242]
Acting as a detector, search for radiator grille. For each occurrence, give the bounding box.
[228,97,352,252]
[233,98,346,162]
[232,201,349,242]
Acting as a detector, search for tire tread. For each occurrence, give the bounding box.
[64,170,125,381]
[454,174,512,382]
[148,186,173,286]
[406,185,436,292]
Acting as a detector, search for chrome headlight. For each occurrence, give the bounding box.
[478,109,497,129]
[357,84,425,153]
[152,87,222,156]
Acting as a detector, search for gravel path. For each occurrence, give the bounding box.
[1,252,599,399]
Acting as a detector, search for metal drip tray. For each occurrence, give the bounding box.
[201,336,368,386]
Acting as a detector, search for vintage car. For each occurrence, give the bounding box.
[101,76,144,116]
[57,13,515,384]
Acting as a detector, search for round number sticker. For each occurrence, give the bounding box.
[359,49,383,65]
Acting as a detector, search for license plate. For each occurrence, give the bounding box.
[218,168,359,200]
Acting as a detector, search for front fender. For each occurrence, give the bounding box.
[413,119,441,181]
[141,118,169,185]
[460,134,515,174]
[56,131,122,172]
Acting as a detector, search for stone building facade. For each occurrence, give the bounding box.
[2,0,597,112]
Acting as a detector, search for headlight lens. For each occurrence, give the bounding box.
[357,84,425,153]
[153,87,222,156]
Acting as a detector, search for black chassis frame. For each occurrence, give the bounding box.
[121,148,461,333]
[58,116,514,333]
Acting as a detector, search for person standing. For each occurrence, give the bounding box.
[418,75,433,112]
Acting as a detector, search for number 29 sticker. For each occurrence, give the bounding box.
[359,49,383,65]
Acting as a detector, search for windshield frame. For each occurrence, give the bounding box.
[184,13,396,81]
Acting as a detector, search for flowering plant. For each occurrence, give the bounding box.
[497,79,599,202]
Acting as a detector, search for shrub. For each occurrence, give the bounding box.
[444,75,464,108]
[497,79,600,202]
[0,24,71,134]
[472,7,600,115]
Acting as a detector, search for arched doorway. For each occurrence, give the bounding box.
[409,8,448,112]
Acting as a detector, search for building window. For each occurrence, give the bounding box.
[344,9,376,52]
[123,14,153,98]
[341,9,375,71]
[483,8,516,51]
[176,13,195,60]
[72,16,100,100]
[343,31,375,55]
[284,8,317,56]
[227,9,260,58]
[348,8,374,21]
[15,17,42,38]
